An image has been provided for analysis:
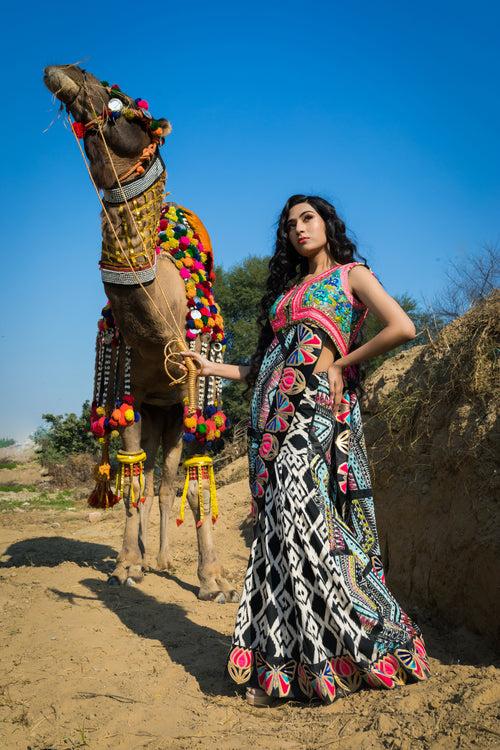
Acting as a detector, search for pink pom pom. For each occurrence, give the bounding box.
[179,235,190,248]
[186,330,197,340]
[155,246,161,255]
[137,99,149,110]
[193,260,204,271]
[180,268,191,280]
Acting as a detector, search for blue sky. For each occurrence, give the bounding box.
[0,0,498,441]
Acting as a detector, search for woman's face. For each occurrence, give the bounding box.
[286,202,328,258]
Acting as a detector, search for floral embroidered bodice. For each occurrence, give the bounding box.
[268,262,371,356]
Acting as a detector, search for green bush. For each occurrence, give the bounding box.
[0,438,15,449]
[32,401,97,466]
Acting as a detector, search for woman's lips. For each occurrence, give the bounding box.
[298,237,310,244]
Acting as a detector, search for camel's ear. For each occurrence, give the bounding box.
[157,118,172,137]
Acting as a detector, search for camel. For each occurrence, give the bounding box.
[43,64,238,603]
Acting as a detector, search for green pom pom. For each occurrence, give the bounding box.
[150,119,160,130]
[101,80,110,87]
[197,423,207,434]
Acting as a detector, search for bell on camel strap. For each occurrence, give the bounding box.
[177,455,218,528]
[115,450,147,509]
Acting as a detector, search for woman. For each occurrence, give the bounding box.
[181,194,430,706]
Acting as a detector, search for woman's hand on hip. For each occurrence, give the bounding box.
[327,362,345,415]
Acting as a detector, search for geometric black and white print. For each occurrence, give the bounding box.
[229,369,429,701]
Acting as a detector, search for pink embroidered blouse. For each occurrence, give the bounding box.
[268,262,371,357]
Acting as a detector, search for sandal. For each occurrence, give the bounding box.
[245,687,279,707]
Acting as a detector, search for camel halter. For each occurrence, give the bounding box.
[66,75,195,360]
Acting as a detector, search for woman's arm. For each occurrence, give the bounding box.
[179,351,250,382]
[335,265,416,369]
[326,265,416,412]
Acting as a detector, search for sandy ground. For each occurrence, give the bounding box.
[0,462,499,750]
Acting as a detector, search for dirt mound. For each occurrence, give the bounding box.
[363,291,500,647]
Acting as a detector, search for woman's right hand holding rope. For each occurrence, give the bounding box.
[178,351,214,377]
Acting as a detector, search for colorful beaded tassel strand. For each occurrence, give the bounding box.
[177,456,219,527]
[115,450,147,509]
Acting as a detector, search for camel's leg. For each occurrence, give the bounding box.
[186,479,239,604]
[157,404,184,572]
[109,414,156,586]
[137,403,163,571]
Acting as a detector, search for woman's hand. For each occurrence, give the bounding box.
[327,362,346,415]
[179,351,214,377]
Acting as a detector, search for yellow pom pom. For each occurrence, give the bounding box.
[124,409,134,422]
[215,430,221,438]
[98,437,105,444]
[214,415,223,427]
[194,319,203,329]
[111,430,119,438]
[96,406,105,416]
[185,416,197,429]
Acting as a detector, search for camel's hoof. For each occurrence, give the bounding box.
[156,557,175,574]
[125,577,136,587]
[198,589,226,604]
[228,589,240,603]
[107,575,122,586]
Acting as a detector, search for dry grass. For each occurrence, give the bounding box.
[373,291,499,458]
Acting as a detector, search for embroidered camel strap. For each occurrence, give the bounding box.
[177,455,218,528]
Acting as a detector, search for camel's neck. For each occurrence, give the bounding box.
[100,172,166,272]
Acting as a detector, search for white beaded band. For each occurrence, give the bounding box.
[100,258,157,286]
[102,155,165,205]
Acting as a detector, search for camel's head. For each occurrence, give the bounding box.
[44,64,171,189]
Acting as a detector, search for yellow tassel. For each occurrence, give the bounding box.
[197,467,205,528]
[209,463,218,523]
[115,450,147,509]
[177,455,219,528]
[177,470,190,526]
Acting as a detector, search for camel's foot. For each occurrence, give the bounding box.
[198,577,239,604]
[156,554,176,573]
[108,561,144,586]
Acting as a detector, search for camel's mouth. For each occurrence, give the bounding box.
[43,65,80,105]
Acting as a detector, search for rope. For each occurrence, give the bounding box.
[66,114,198,389]
[85,92,190,343]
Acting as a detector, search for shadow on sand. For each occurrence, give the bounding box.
[50,577,235,697]
[0,536,117,575]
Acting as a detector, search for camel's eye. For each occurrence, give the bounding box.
[108,98,124,114]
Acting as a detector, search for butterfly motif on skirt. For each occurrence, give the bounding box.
[285,324,322,366]
[297,660,337,703]
[265,390,295,432]
[255,652,296,698]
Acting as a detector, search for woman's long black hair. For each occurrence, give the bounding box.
[245,194,366,389]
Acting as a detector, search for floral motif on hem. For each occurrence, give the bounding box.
[227,638,430,704]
